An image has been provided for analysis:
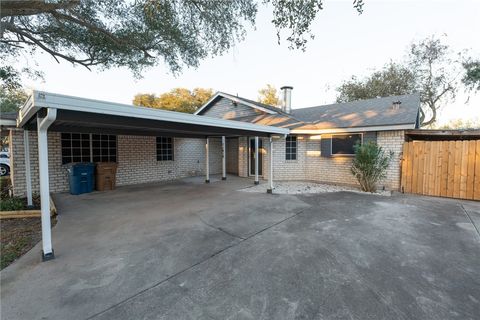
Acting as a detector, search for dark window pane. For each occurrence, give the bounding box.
[82,140,90,148]
[73,156,82,162]
[71,133,80,139]
[72,140,80,148]
[93,156,101,162]
[61,133,71,139]
[101,140,109,148]
[331,134,362,155]
[92,134,100,140]
[81,134,89,140]
[62,139,71,147]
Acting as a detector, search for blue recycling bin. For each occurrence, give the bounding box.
[67,163,95,195]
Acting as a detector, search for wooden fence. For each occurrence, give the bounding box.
[401,140,480,201]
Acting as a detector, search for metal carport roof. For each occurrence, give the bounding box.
[17,91,289,137]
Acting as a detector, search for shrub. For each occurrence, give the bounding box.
[351,142,393,192]
[0,197,25,211]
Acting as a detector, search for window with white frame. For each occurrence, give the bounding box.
[61,133,117,164]
[285,136,297,160]
[331,134,362,155]
[156,137,174,161]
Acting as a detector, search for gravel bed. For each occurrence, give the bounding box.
[240,181,391,196]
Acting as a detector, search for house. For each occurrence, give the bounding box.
[1,88,419,260]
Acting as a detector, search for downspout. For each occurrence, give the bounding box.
[37,108,57,261]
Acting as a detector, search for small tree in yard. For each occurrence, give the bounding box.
[351,142,393,192]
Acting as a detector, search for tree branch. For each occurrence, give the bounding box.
[0,0,80,18]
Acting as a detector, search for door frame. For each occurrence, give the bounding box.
[248,137,263,176]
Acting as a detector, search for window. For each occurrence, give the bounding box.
[92,134,117,163]
[285,136,297,160]
[61,133,117,164]
[331,134,362,155]
[156,137,174,161]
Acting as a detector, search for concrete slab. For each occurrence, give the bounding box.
[1,178,479,320]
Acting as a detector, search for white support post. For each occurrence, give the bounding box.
[23,130,33,207]
[205,137,210,183]
[254,136,259,185]
[267,136,274,193]
[221,136,227,180]
[37,108,57,261]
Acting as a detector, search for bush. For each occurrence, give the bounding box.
[0,197,25,211]
[351,142,393,192]
[0,177,12,198]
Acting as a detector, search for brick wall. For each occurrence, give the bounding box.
[376,130,405,191]
[10,130,222,196]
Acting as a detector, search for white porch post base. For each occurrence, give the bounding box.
[221,136,226,180]
[205,137,210,183]
[254,136,259,185]
[267,136,274,193]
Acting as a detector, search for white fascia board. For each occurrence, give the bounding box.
[19,91,289,135]
[0,119,17,126]
[291,123,415,134]
[194,92,277,115]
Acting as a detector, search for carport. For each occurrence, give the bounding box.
[16,90,289,261]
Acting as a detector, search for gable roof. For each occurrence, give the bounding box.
[291,93,420,131]
[195,92,281,116]
[196,91,420,133]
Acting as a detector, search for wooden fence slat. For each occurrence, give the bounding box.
[447,141,456,198]
[453,141,462,199]
[475,140,480,201]
[428,142,436,195]
[416,141,425,194]
[466,140,476,200]
[412,142,419,194]
[440,140,449,197]
[434,141,442,196]
[459,141,469,199]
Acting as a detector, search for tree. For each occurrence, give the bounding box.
[258,84,281,106]
[336,36,462,127]
[409,36,459,126]
[351,142,393,192]
[436,118,480,130]
[0,0,364,85]
[0,87,28,113]
[462,58,480,92]
[132,88,213,113]
[336,62,416,103]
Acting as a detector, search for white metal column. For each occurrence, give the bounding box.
[37,109,57,261]
[221,136,227,180]
[23,130,33,207]
[267,136,274,193]
[254,136,259,185]
[205,137,210,183]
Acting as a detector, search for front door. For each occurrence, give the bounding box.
[249,137,263,176]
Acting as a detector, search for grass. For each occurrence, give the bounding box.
[0,217,57,270]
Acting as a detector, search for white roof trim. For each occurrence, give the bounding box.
[17,91,289,135]
[194,92,277,115]
[291,123,414,134]
[0,119,17,126]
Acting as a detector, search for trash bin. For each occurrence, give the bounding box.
[67,163,95,195]
[95,162,118,191]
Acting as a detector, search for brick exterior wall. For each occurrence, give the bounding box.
[376,130,405,191]
[10,130,221,196]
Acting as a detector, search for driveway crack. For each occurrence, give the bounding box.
[459,203,480,241]
[195,214,246,240]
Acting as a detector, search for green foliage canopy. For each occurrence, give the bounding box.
[133,88,213,114]
[0,0,365,85]
[258,84,281,106]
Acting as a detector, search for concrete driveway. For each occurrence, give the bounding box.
[1,176,479,320]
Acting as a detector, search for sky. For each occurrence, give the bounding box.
[19,0,480,125]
